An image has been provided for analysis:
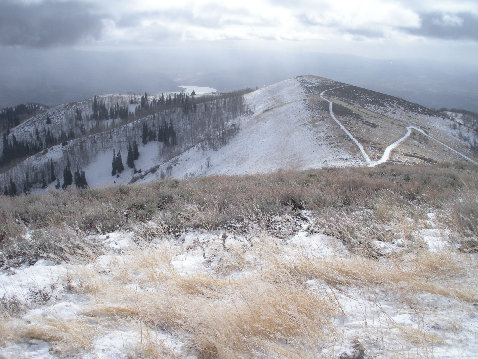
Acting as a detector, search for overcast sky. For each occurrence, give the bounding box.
[1,0,478,110]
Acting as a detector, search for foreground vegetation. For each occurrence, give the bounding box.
[1,162,478,267]
[1,163,477,358]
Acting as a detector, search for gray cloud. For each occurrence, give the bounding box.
[297,14,385,39]
[116,6,260,30]
[0,0,106,47]
[344,28,385,39]
[405,12,478,40]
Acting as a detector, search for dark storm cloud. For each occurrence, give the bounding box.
[0,0,106,47]
[405,12,478,41]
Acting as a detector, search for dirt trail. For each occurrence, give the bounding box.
[320,88,478,166]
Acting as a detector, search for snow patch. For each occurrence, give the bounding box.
[178,85,217,95]
[0,260,67,305]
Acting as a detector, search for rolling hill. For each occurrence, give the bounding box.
[1,75,477,194]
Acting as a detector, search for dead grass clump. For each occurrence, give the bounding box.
[0,211,25,245]
[77,243,337,358]
[0,294,24,316]
[451,192,478,239]
[21,318,96,353]
[191,282,334,358]
[0,315,16,346]
[395,324,444,346]
[134,328,180,359]
[1,226,103,268]
[281,252,477,302]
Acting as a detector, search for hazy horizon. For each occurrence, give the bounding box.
[1,0,478,112]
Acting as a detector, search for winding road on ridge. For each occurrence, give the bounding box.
[319,88,478,167]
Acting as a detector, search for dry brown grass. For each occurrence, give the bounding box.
[72,242,337,358]
[281,251,476,303]
[0,315,10,345]
[1,162,477,267]
[1,162,476,237]
[133,327,181,359]
[1,232,476,357]
[55,234,475,358]
[21,318,96,353]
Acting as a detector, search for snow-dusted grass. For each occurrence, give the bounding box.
[1,227,477,357]
[1,163,478,357]
[1,163,477,251]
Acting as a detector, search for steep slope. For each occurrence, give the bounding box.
[0,90,246,193]
[138,78,360,182]
[138,75,477,182]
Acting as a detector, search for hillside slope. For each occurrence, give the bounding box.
[1,76,477,193]
[138,78,360,181]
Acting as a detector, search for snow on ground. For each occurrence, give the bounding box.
[0,260,67,306]
[178,86,217,95]
[1,213,477,358]
[139,78,360,182]
[82,142,161,188]
[365,102,475,160]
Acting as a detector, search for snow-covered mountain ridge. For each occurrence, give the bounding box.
[1,75,477,194]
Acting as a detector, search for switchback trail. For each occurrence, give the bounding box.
[320,88,372,165]
[320,87,478,167]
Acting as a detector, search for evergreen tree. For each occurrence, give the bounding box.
[41,172,47,189]
[49,160,56,183]
[74,168,80,188]
[92,96,98,119]
[55,178,61,189]
[127,143,134,168]
[9,178,16,196]
[133,140,139,160]
[116,151,124,173]
[142,123,149,145]
[169,121,177,146]
[112,149,117,176]
[79,171,88,189]
[141,92,148,110]
[1,133,9,162]
[62,158,73,189]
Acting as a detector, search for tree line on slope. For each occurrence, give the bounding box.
[0,90,247,170]
[1,89,249,195]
